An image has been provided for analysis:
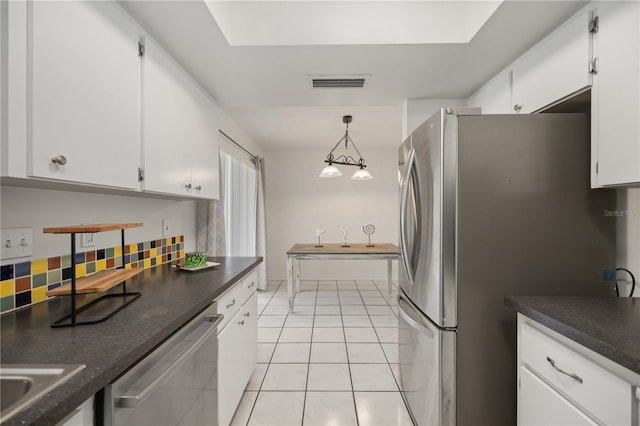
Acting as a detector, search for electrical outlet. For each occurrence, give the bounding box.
[162,219,172,237]
[81,233,95,248]
[1,227,33,259]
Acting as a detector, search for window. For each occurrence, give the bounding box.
[220,148,257,256]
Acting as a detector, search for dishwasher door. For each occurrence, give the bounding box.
[105,304,223,426]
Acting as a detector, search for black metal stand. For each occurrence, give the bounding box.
[51,228,140,328]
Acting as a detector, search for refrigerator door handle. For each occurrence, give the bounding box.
[400,148,417,286]
[399,293,434,338]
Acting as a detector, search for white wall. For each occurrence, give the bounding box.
[0,186,197,264]
[265,147,398,281]
[617,188,640,297]
[402,98,467,139]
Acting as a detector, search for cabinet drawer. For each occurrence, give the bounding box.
[239,270,258,305]
[520,322,632,425]
[215,284,241,329]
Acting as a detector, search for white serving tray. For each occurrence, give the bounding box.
[174,261,221,272]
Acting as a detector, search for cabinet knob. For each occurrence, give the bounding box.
[513,104,522,112]
[185,183,192,189]
[244,312,250,317]
[51,155,68,165]
[195,185,202,191]
[238,320,245,326]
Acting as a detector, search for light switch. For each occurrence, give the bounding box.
[1,227,34,259]
[162,219,172,237]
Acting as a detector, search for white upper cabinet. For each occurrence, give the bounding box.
[511,5,593,114]
[467,71,512,114]
[28,1,141,189]
[142,38,220,199]
[591,1,640,187]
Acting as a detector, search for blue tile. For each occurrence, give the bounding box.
[124,255,130,265]
[1,265,14,281]
[14,262,30,277]
[48,283,61,290]
[62,267,72,280]
[74,252,85,264]
[151,258,156,266]
[15,291,31,307]
[162,246,167,254]
[137,243,144,252]
[97,249,106,260]
[138,251,144,260]
[151,240,156,249]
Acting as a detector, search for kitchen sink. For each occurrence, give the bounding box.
[0,364,85,423]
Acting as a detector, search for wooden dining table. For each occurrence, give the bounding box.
[286,243,400,313]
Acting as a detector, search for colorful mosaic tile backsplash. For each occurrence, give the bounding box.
[0,235,185,314]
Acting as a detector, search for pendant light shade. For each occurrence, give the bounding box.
[351,168,373,180]
[319,165,343,178]
[319,115,372,180]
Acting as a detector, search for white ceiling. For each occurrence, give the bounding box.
[120,0,587,150]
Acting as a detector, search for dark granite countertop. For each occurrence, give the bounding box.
[0,256,262,426]
[505,296,640,375]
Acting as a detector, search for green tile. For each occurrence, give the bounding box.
[1,295,15,312]
[86,262,96,274]
[115,258,123,268]
[62,279,71,285]
[130,253,138,262]
[143,241,151,250]
[106,247,115,258]
[137,261,144,268]
[33,273,47,288]
[61,255,71,268]
[47,269,61,284]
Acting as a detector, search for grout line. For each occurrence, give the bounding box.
[300,280,318,426]
[339,283,360,426]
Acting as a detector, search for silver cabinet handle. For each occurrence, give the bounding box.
[546,357,583,384]
[185,183,192,189]
[226,299,236,309]
[248,282,255,288]
[195,185,202,191]
[513,104,522,112]
[244,312,250,317]
[51,155,67,165]
[399,148,416,286]
[238,320,245,325]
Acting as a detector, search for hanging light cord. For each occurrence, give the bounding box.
[325,121,366,168]
[615,268,636,297]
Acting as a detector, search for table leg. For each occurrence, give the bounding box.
[387,259,393,293]
[287,255,294,313]
[295,259,301,293]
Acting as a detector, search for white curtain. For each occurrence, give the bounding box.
[196,157,226,256]
[222,151,257,256]
[256,157,268,290]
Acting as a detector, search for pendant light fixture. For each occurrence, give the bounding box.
[319,115,373,180]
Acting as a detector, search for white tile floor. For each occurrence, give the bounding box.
[230,279,414,426]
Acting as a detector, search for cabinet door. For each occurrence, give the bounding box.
[240,293,258,385]
[28,1,140,189]
[519,367,596,426]
[591,1,640,187]
[143,38,219,199]
[511,5,592,114]
[467,71,513,114]
[217,309,245,426]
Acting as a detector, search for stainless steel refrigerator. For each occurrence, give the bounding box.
[397,109,616,426]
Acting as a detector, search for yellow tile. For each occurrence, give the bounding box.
[125,263,131,270]
[32,258,47,274]
[96,259,106,272]
[32,287,47,303]
[75,264,86,278]
[150,248,157,257]
[114,246,122,257]
[156,256,162,265]
[1,280,14,297]
[144,259,151,269]
[166,238,171,246]
[179,249,184,258]
[130,243,137,254]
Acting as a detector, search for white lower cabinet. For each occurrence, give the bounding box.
[517,314,640,426]
[217,273,257,426]
[57,396,94,426]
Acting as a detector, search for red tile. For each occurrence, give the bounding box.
[15,276,31,293]
[125,245,130,255]
[156,240,162,247]
[144,250,150,259]
[162,255,167,263]
[106,258,115,269]
[85,251,96,262]
[47,256,61,270]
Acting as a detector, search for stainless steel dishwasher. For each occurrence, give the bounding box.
[104,303,223,426]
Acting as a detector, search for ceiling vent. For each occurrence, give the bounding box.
[310,75,370,89]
